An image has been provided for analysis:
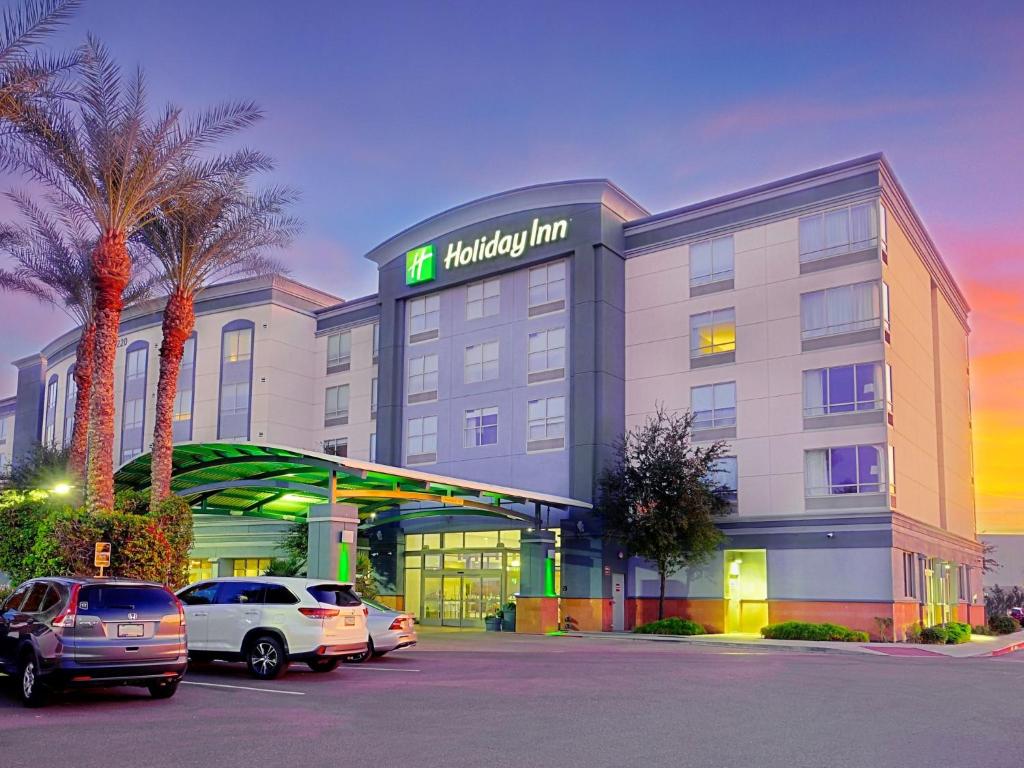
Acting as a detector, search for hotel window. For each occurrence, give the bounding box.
[188,558,213,583]
[407,415,437,462]
[372,322,380,362]
[803,363,884,416]
[690,308,736,357]
[885,363,894,412]
[223,327,253,363]
[371,377,378,418]
[707,456,738,502]
[692,382,736,429]
[957,564,969,601]
[528,261,566,315]
[409,294,440,340]
[690,235,734,287]
[464,341,499,384]
[0,415,7,443]
[43,375,58,445]
[233,558,271,578]
[63,368,77,447]
[172,389,192,423]
[902,552,917,598]
[527,396,565,450]
[466,277,500,320]
[122,398,144,430]
[800,281,880,339]
[325,384,350,423]
[799,201,883,262]
[323,437,348,457]
[369,432,377,462]
[125,345,147,381]
[408,354,439,399]
[528,328,565,380]
[464,407,498,447]
[220,382,250,417]
[173,334,196,442]
[804,444,888,496]
[327,330,352,371]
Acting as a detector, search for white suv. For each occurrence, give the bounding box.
[177,577,368,679]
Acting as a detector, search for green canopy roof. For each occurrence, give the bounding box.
[114,442,590,527]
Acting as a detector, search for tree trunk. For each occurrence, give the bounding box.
[658,569,667,620]
[150,288,195,508]
[67,322,95,479]
[86,229,130,512]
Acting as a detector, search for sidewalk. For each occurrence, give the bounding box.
[560,629,1024,659]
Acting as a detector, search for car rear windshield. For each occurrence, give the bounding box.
[77,585,177,617]
[307,584,361,607]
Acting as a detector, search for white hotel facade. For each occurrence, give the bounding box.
[1,154,984,637]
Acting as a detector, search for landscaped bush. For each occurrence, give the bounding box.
[989,615,1022,635]
[919,626,948,644]
[760,621,869,642]
[634,617,705,635]
[971,624,994,636]
[944,621,971,644]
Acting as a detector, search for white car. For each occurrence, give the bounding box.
[344,597,417,663]
[176,577,368,679]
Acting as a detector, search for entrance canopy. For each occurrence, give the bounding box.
[114,442,590,528]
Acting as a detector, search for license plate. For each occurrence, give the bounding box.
[344,616,355,626]
[118,623,144,638]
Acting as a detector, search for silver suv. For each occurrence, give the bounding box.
[0,577,188,707]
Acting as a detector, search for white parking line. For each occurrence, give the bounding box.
[345,666,422,673]
[182,680,305,695]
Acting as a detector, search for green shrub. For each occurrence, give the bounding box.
[989,615,1022,635]
[760,621,868,642]
[0,584,13,605]
[634,617,706,635]
[971,624,994,636]
[943,621,971,644]
[920,626,948,644]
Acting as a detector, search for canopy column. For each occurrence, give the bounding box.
[307,469,360,582]
[516,527,558,633]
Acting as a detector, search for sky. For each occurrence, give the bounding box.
[0,0,1021,529]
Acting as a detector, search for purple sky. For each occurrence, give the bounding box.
[1,0,1022,524]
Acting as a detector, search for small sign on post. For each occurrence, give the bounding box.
[94,542,111,577]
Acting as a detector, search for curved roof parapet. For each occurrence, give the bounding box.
[113,441,591,526]
[364,179,649,267]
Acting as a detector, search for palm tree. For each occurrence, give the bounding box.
[0,192,151,478]
[140,168,298,504]
[0,36,263,510]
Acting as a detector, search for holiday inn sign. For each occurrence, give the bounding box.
[406,217,570,286]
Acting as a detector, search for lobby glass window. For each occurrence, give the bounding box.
[692,382,736,429]
[63,369,77,447]
[707,456,738,501]
[220,382,250,417]
[803,363,884,416]
[464,341,499,383]
[233,558,271,577]
[43,375,58,445]
[407,416,438,458]
[408,353,439,395]
[528,261,566,309]
[372,322,380,362]
[327,330,352,370]
[800,281,880,339]
[799,201,882,262]
[325,384,350,421]
[466,278,500,320]
[464,406,498,447]
[957,564,969,601]
[371,377,378,417]
[690,235,734,287]
[528,396,565,441]
[528,328,565,374]
[409,294,440,337]
[902,552,917,598]
[223,327,253,363]
[125,346,147,381]
[805,444,887,496]
[323,437,348,457]
[690,308,736,357]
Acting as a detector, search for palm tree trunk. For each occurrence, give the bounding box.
[86,229,130,511]
[658,570,667,620]
[68,321,95,478]
[150,288,195,507]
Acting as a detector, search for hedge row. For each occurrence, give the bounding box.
[761,621,869,642]
[633,617,706,635]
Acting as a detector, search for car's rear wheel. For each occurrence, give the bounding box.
[246,635,286,679]
[18,655,49,708]
[343,637,374,664]
[306,657,340,673]
[148,680,179,699]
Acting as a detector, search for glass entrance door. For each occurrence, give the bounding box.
[433,573,505,627]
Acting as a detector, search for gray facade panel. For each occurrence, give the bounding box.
[12,357,45,462]
[799,246,879,274]
[801,328,882,352]
[803,410,886,431]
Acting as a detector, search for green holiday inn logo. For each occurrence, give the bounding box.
[405,244,436,285]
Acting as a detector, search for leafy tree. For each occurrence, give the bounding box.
[139,167,297,505]
[985,584,1024,619]
[595,406,731,620]
[356,551,379,599]
[2,441,70,492]
[263,521,309,577]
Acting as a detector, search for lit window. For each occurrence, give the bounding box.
[464,407,498,447]
[803,363,883,416]
[189,558,213,583]
[528,261,566,310]
[323,437,348,457]
[800,281,881,339]
[707,456,738,501]
[690,235,734,287]
[220,382,250,416]
[233,558,271,577]
[223,328,253,363]
[528,328,565,374]
[409,294,440,337]
[464,341,499,383]
[407,416,438,459]
[172,388,193,421]
[690,308,736,357]
[805,444,887,496]
[327,330,352,370]
[527,396,565,442]
[466,278,500,320]
[692,382,736,429]
[325,384,350,421]
[125,347,147,380]
[799,201,882,262]
[408,354,439,395]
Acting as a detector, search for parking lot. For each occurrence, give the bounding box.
[1,629,1021,768]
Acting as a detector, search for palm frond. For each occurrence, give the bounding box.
[0,0,80,68]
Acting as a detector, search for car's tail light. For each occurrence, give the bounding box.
[172,594,187,627]
[388,617,406,631]
[52,583,81,628]
[298,607,340,619]
[362,605,369,617]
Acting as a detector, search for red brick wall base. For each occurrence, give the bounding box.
[516,596,559,634]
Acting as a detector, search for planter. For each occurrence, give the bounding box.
[501,606,516,632]
[484,617,502,631]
